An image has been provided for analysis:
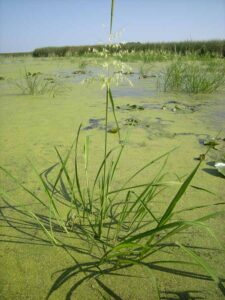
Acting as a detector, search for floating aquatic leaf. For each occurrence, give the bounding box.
[215,162,225,177]
[124,117,139,126]
[108,128,119,134]
[72,70,86,75]
[116,104,145,111]
[203,138,219,147]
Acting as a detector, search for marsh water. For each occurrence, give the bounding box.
[0,56,225,299]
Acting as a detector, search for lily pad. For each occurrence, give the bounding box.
[124,117,139,126]
[82,118,105,130]
[107,127,119,134]
[203,138,219,148]
[73,70,86,75]
[117,104,145,111]
[215,162,225,177]
[161,101,201,113]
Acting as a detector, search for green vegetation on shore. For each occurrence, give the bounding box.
[1,40,224,61]
[32,40,225,58]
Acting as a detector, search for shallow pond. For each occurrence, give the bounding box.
[0,56,225,300]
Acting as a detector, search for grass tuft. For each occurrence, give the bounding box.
[157,60,225,93]
[15,69,65,96]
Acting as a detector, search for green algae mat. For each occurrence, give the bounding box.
[0,57,225,299]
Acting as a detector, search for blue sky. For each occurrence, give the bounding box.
[0,0,225,53]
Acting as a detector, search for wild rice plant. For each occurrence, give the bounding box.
[1,1,225,298]
[16,69,65,97]
[139,63,152,78]
[158,60,225,93]
[78,60,88,70]
[1,116,224,298]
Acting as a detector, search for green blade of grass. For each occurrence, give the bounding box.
[107,210,225,259]
[84,135,92,210]
[175,201,225,215]
[108,85,121,140]
[190,184,216,196]
[176,242,219,283]
[113,148,177,201]
[110,0,114,35]
[28,158,70,234]
[110,145,124,182]
[0,166,48,209]
[27,158,59,216]
[113,190,133,240]
[138,196,159,224]
[54,147,81,217]
[142,211,225,259]
[73,124,86,212]
[92,148,114,195]
[106,220,191,256]
[28,211,59,245]
[107,180,180,196]
[158,160,202,227]
[51,138,76,198]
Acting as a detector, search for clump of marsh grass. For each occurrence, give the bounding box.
[158,60,225,93]
[78,60,88,70]
[15,69,65,97]
[139,63,152,78]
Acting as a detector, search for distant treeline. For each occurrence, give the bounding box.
[32,40,225,57]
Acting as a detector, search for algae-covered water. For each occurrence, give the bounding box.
[0,56,225,299]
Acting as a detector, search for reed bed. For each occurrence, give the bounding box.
[32,40,225,58]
